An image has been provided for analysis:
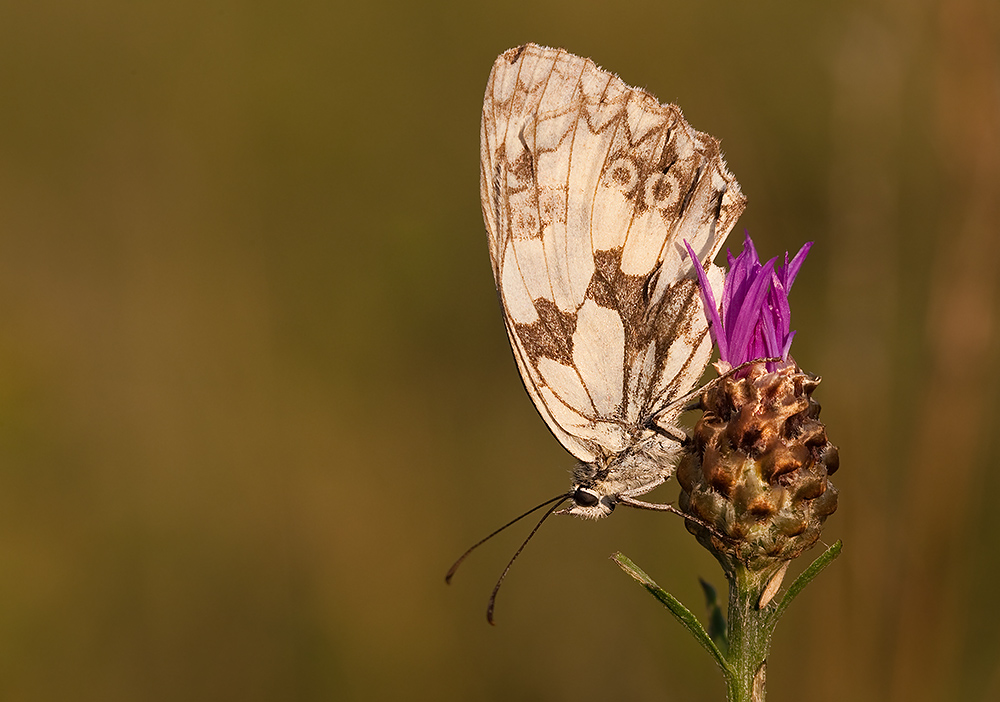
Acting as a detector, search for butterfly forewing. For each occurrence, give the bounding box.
[481,44,745,503]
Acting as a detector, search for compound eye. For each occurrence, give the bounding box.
[573,488,599,507]
[600,497,616,514]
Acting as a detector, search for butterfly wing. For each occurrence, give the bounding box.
[481,44,745,464]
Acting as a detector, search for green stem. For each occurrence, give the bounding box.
[724,565,777,702]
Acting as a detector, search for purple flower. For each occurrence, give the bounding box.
[685,233,812,372]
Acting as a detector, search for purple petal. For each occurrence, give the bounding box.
[722,233,764,334]
[749,326,768,365]
[684,240,728,362]
[780,330,797,360]
[727,257,777,365]
[761,305,781,360]
[779,241,812,292]
[744,231,760,264]
[722,258,753,335]
[768,273,792,351]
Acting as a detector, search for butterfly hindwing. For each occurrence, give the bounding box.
[481,44,745,466]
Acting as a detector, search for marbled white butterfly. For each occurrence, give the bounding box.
[449,44,745,621]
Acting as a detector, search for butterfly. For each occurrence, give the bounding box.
[450,44,745,621]
[481,44,745,516]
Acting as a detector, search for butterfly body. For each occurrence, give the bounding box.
[480,44,745,519]
[567,429,681,518]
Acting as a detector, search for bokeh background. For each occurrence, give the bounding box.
[1,1,998,700]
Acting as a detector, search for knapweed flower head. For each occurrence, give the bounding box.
[679,234,838,576]
[685,233,811,373]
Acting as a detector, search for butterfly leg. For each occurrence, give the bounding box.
[618,493,728,542]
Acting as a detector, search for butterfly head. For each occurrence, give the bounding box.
[563,485,617,519]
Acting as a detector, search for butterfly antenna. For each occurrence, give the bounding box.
[445,493,568,585]
[486,496,565,625]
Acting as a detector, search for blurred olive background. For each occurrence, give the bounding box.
[1,1,998,700]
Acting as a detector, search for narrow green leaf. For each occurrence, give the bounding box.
[772,540,842,620]
[612,552,732,675]
[699,578,729,654]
